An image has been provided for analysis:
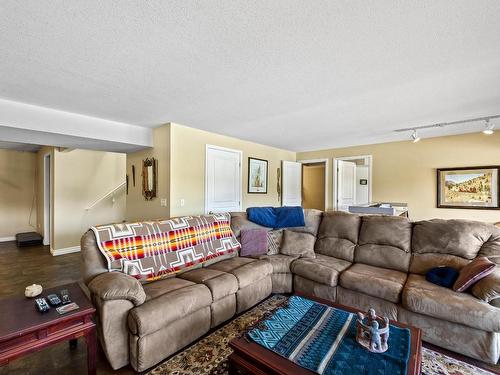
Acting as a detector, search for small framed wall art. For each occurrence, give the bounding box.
[248,157,268,194]
[437,166,500,209]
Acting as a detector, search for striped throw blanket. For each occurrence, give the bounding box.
[91,213,240,282]
[248,296,411,375]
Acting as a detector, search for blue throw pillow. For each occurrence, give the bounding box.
[426,266,460,288]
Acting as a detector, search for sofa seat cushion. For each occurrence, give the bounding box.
[291,254,351,287]
[340,263,407,303]
[207,257,273,289]
[178,268,238,301]
[143,277,195,300]
[258,254,299,274]
[402,274,500,332]
[128,283,212,336]
[206,257,256,272]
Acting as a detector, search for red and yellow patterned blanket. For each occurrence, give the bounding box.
[91,213,240,282]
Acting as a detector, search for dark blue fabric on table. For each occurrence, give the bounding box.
[247,207,277,228]
[274,206,305,228]
[246,206,305,229]
[426,266,459,288]
[248,295,411,375]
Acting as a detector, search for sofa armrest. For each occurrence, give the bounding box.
[88,272,146,306]
[472,269,500,304]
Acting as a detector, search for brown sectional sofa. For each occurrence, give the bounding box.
[81,209,500,372]
[81,230,272,372]
[253,211,499,364]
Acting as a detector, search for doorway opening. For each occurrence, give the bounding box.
[334,155,372,211]
[43,152,51,246]
[302,162,327,211]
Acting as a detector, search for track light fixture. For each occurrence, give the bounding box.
[395,114,499,142]
[483,119,494,135]
[411,129,420,143]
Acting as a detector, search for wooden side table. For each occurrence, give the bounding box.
[0,283,96,375]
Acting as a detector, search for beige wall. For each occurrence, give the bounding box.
[302,163,326,211]
[52,149,126,250]
[298,132,500,223]
[0,149,37,238]
[170,123,296,217]
[126,124,171,221]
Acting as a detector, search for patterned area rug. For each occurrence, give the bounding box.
[146,295,498,375]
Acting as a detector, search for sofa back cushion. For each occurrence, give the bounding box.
[91,213,240,282]
[315,211,361,262]
[287,209,323,236]
[355,215,412,272]
[410,219,499,274]
[229,212,271,238]
[478,225,500,265]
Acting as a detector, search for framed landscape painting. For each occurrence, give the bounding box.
[437,166,500,209]
[248,157,268,194]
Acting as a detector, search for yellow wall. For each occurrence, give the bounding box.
[52,149,126,250]
[302,163,326,211]
[298,132,500,223]
[170,123,296,217]
[126,124,171,221]
[0,149,37,238]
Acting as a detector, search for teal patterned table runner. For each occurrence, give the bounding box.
[247,296,411,375]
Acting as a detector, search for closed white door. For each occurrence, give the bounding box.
[205,146,242,213]
[282,161,302,207]
[337,160,356,211]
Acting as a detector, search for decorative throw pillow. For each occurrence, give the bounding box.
[267,229,283,255]
[240,229,268,257]
[453,257,496,292]
[280,230,316,259]
[425,266,459,288]
[471,269,500,302]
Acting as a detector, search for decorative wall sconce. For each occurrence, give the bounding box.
[142,158,157,200]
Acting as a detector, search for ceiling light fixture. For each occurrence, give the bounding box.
[482,119,494,135]
[394,115,500,139]
[411,129,420,143]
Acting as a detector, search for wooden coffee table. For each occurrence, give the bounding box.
[229,293,422,375]
[0,283,96,375]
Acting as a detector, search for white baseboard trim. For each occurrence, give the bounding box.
[51,246,81,256]
[0,236,16,242]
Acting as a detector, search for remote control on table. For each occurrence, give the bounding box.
[47,294,62,306]
[35,297,50,313]
[60,289,71,304]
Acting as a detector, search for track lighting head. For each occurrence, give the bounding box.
[411,129,420,143]
[482,119,494,135]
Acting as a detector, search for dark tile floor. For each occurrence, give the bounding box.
[0,241,136,374]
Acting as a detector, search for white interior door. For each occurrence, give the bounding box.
[337,160,356,211]
[282,161,302,207]
[205,146,242,213]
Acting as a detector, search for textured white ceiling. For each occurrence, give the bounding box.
[1,1,500,151]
